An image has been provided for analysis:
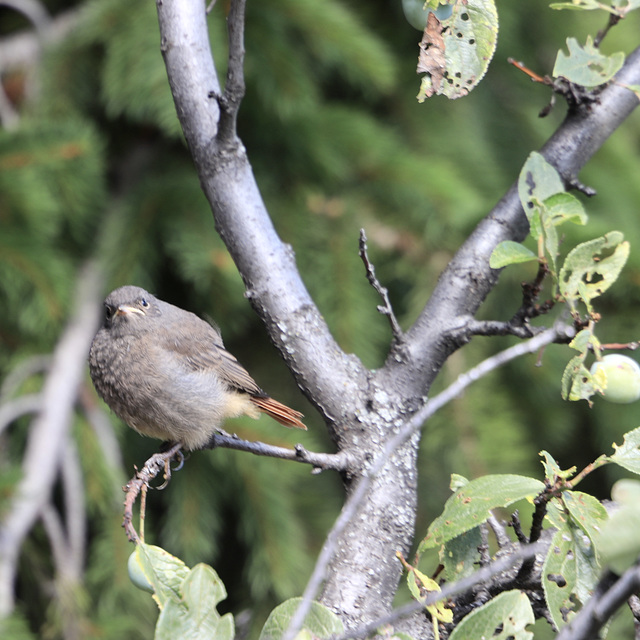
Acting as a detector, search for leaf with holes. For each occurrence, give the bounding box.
[610,426,640,475]
[542,513,599,631]
[558,231,629,306]
[441,526,483,582]
[553,37,624,87]
[561,355,602,402]
[448,590,534,640]
[417,0,498,100]
[518,153,565,226]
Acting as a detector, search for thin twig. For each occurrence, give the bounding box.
[217,0,246,147]
[425,323,574,417]
[0,355,50,399]
[359,229,403,340]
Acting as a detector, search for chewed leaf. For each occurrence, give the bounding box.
[417,0,498,100]
[559,231,629,304]
[610,426,640,475]
[553,36,624,87]
[448,590,534,640]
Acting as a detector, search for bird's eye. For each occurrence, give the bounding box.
[140,298,149,308]
[105,305,113,320]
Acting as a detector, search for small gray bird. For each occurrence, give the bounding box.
[88,286,306,450]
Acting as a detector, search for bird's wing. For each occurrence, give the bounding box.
[159,322,265,396]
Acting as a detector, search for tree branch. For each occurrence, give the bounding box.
[0,262,102,616]
[206,431,351,471]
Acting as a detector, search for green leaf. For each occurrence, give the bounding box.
[419,475,544,552]
[609,426,640,475]
[598,480,640,573]
[181,565,233,638]
[259,598,344,640]
[417,0,498,101]
[550,0,617,11]
[440,527,483,582]
[544,192,588,227]
[561,355,601,402]
[489,241,537,268]
[558,231,629,304]
[568,329,601,357]
[551,0,640,14]
[448,590,534,640]
[152,562,233,640]
[553,36,625,87]
[518,153,564,226]
[562,491,608,558]
[135,543,190,609]
[543,515,599,631]
[539,450,576,482]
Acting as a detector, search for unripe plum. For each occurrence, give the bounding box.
[590,354,640,404]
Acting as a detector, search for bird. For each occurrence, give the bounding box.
[88,285,306,451]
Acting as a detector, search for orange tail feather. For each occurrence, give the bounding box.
[250,396,307,430]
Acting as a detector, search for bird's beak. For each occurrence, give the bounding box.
[115,305,145,317]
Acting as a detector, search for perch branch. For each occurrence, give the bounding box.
[122,435,350,541]
[206,431,351,471]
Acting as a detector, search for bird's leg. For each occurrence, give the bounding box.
[151,442,185,490]
[122,442,184,541]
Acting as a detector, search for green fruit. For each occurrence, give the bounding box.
[128,550,155,593]
[590,354,640,404]
[401,0,453,31]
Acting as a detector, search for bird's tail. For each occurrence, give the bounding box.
[250,396,307,430]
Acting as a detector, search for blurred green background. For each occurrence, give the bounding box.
[1,0,639,637]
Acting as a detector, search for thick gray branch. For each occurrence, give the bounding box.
[156,0,417,628]
[155,0,368,438]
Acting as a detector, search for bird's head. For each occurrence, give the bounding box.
[102,286,162,335]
